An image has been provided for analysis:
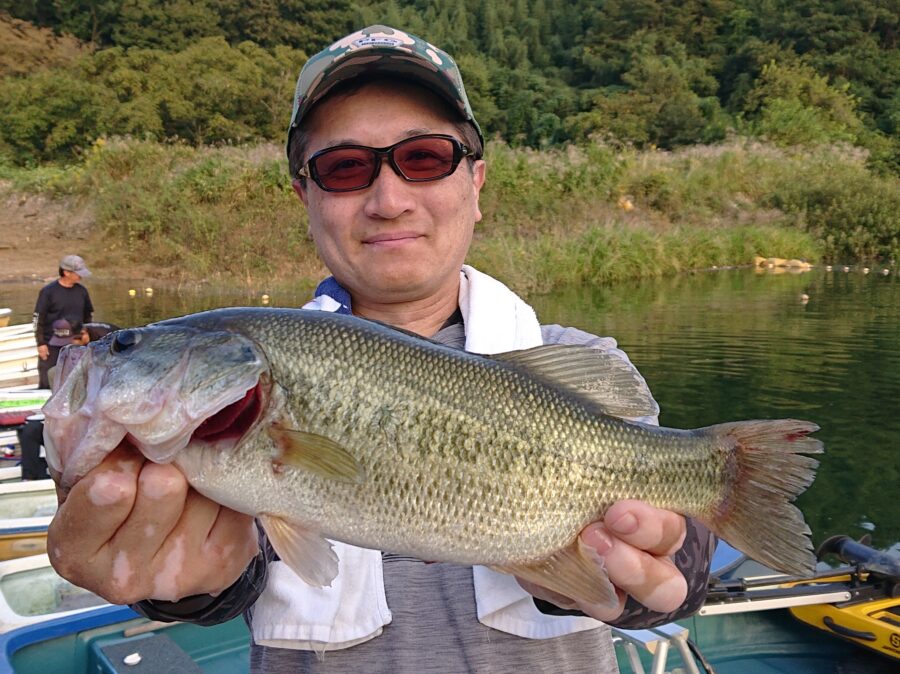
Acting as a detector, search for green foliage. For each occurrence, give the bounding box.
[2,0,897,172]
[13,135,900,285]
[0,0,897,278]
[113,0,223,51]
[743,61,866,146]
[764,150,900,262]
[0,67,113,163]
[0,38,306,162]
[62,138,316,278]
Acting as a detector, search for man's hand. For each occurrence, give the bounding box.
[38,344,49,361]
[517,500,688,622]
[48,443,259,605]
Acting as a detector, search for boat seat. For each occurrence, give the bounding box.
[93,632,204,673]
[611,622,701,674]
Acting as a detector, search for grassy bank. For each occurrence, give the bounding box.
[3,137,897,294]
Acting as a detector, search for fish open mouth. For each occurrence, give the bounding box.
[191,382,263,444]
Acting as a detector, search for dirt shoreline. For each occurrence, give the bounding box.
[1,185,93,282]
[0,185,199,283]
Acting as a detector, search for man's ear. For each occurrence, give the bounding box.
[292,178,309,206]
[472,160,486,223]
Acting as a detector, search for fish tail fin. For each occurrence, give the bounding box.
[700,419,823,576]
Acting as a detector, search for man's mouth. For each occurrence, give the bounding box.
[362,231,423,246]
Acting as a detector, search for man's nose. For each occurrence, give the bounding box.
[363,158,415,219]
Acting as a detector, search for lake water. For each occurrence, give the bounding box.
[2,267,897,554]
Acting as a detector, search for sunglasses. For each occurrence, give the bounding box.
[297,134,476,192]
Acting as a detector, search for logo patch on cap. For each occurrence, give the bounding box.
[354,36,403,48]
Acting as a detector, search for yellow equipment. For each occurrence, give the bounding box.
[789,535,899,661]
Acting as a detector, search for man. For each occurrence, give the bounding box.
[48,27,713,672]
[33,254,94,389]
[72,321,121,345]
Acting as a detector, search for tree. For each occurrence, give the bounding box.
[112,0,222,51]
[744,61,866,146]
[0,64,112,162]
[53,0,123,45]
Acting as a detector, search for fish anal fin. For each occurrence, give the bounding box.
[493,537,618,609]
[267,425,363,482]
[492,345,659,420]
[699,419,823,576]
[260,514,338,587]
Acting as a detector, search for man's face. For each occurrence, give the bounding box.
[294,81,485,307]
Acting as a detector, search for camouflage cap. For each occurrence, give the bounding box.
[287,25,483,158]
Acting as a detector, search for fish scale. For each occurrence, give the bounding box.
[44,307,822,606]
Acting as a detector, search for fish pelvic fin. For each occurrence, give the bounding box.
[492,536,618,609]
[700,419,823,576]
[259,514,339,587]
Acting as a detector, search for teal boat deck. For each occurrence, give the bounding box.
[2,607,250,673]
[2,541,895,673]
[4,603,887,674]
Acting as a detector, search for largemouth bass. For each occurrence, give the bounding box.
[43,308,822,606]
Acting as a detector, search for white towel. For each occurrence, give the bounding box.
[251,543,391,651]
[458,264,543,353]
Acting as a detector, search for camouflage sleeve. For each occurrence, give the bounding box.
[607,518,715,627]
[131,527,273,626]
[534,518,716,626]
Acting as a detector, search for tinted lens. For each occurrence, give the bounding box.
[314,147,377,191]
[306,135,467,192]
[393,136,457,180]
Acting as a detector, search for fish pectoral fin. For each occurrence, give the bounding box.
[260,514,339,588]
[491,345,659,420]
[492,537,618,609]
[267,425,363,482]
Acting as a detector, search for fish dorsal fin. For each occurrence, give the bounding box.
[492,536,618,608]
[267,425,364,482]
[492,345,659,419]
[260,514,339,587]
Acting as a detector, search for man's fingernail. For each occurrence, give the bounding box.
[583,527,613,555]
[608,512,638,535]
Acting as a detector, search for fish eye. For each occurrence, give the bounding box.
[111,329,140,354]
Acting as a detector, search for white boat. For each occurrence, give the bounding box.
[0,335,38,353]
[0,388,48,430]
[0,309,10,328]
[0,480,57,520]
[0,554,108,633]
[0,481,57,562]
[0,467,21,483]
[0,431,19,461]
[0,323,32,340]
[0,389,49,411]
[0,324,38,389]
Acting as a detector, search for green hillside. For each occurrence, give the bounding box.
[0,2,897,281]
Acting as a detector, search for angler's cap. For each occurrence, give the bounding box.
[287,25,483,157]
[49,319,75,346]
[59,254,91,278]
[83,322,120,342]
